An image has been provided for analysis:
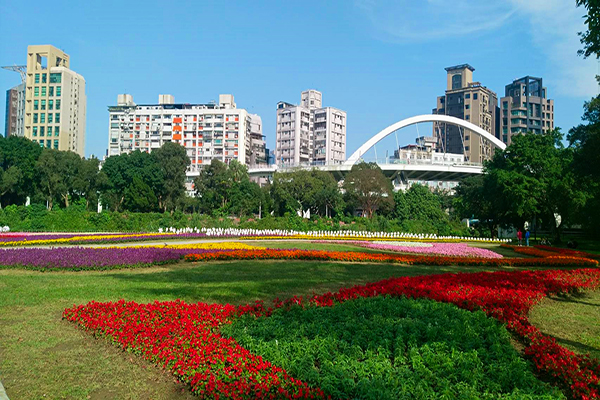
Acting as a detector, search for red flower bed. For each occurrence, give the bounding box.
[63,299,327,399]
[65,268,600,399]
[184,248,599,268]
[535,245,600,261]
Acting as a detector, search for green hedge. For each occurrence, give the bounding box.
[0,205,473,235]
[222,296,563,399]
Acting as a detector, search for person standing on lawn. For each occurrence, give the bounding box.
[517,229,523,246]
[525,229,530,246]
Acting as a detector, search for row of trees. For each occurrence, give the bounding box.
[190,158,459,234]
[0,138,190,213]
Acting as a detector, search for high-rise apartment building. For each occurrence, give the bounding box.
[23,45,86,156]
[4,82,25,137]
[433,64,499,163]
[107,93,266,178]
[276,90,346,166]
[500,76,554,145]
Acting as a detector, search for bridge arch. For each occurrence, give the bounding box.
[345,114,506,166]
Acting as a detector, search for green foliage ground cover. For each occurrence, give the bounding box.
[223,296,564,399]
[0,204,472,235]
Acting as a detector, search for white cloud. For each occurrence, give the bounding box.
[507,0,597,97]
[355,0,516,42]
[356,0,598,98]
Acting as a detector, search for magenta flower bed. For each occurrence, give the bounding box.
[315,240,503,259]
[0,247,212,270]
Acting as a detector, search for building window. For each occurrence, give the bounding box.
[56,100,61,110]
[452,74,462,90]
[34,74,40,84]
[48,113,53,123]
[465,104,470,109]
[41,87,47,97]
[55,127,60,136]
[49,73,61,83]
[40,113,45,123]
[40,126,45,137]
[465,94,470,99]
[49,100,53,110]
[55,113,60,123]
[34,100,39,110]
[56,86,61,96]
[465,146,470,151]
[54,140,59,149]
[41,100,46,110]
[42,74,47,83]
[466,115,470,120]
[473,93,478,100]
[33,113,38,123]
[503,101,508,109]
[49,86,54,96]
[34,87,39,97]
[33,127,38,136]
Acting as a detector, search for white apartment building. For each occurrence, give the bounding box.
[107,93,266,180]
[24,45,86,156]
[276,90,346,166]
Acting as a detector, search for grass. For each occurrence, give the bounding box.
[0,259,494,400]
[529,290,600,360]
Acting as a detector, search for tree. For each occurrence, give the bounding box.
[36,149,82,209]
[0,166,23,208]
[152,142,190,212]
[482,130,584,242]
[343,162,394,218]
[124,176,158,212]
[194,159,232,214]
[0,136,42,206]
[576,0,600,58]
[568,95,600,233]
[73,157,107,211]
[270,169,342,217]
[101,151,163,212]
[229,179,263,218]
[394,184,447,223]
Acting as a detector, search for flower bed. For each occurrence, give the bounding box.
[185,249,598,268]
[0,232,213,247]
[64,268,600,399]
[0,243,263,271]
[535,245,600,260]
[315,240,503,258]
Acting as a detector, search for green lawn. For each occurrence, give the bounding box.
[0,260,488,400]
[0,257,596,399]
[529,290,600,360]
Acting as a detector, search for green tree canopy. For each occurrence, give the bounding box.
[152,142,190,212]
[577,0,600,58]
[343,162,394,218]
[36,149,83,210]
[101,151,163,212]
[271,169,342,217]
[0,136,42,206]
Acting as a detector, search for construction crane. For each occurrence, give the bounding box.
[1,65,27,83]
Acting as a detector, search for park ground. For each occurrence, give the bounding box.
[0,240,598,399]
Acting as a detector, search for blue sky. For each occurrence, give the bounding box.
[1,0,597,159]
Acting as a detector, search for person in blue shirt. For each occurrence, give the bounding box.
[525,230,530,246]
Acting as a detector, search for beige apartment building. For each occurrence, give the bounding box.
[23,45,86,156]
[500,76,554,145]
[433,64,499,163]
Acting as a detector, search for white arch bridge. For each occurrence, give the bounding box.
[249,114,506,183]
